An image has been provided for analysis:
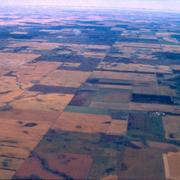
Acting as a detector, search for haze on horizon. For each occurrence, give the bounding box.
[1,0,180,13]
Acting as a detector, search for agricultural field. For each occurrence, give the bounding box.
[0,6,179,179]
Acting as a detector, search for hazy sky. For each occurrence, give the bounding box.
[1,0,180,12]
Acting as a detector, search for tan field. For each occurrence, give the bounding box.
[80,51,106,59]
[0,53,40,69]
[163,115,180,140]
[163,152,180,180]
[92,71,156,83]
[13,61,61,88]
[11,92,74,112]
[15,152,93,179]
[90,101,129,110]
[9,41,60,51]
[0,117,52,140]
[53,112,112,134]
[0,157,24,171]
[97,62,171,73]
[40,70,91,87]
[129,102,180,114]
[0,169,15,180]
[107,120,128,136]
[0,89,24,104]
[133,85,176,96]
[119,141,179,180]
[54,112,128,135]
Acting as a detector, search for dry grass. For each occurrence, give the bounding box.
[14,61,61,88]
[0,76,21,96]
[53,112,111,134]
[15,152,93,179]
[54,112,128,135]
[0,169,15,180]
[11,92,73,112]
[0,156,24,171]
[0,53,40,69]
[163,152,180,180]
[40,70,91,88]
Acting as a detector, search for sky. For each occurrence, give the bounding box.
[1,0,180,12]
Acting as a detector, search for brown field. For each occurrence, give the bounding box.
[0,53,40,69]
[0,67,11,76]
[0,169,15,180]
[97,62,171,74]
[40,70,91,87]
[119,141,179,180]
[163,152,180,180]
[11,92,73,112]
[9,42,60,51]
[91,71,156,83]
[0,76,22,93]
[0,113,64,173]
[161,44,180,52]
[80,51,106,59]
[52,43,110,55]
[101,175,118,180]
[94,84,132,90]
[129,102,180,114]
[90,101,129,110]
[15,152,93,179]
[0,156,24,171]
[53,112,128,135]
[0,76,24,105]
[14,61,61,88]
[111,42,180,61]
[0,117,51,140]
[133,85,176,96]
[0,146,30,159]
[0,135,40,152]
[0,89,23,104]
[0,109,60,123]
[0,108,61,168]
[114,42,162,49]
[163,115,180,140]
[106,120,128,136]
[57,43,110,50]
[91,89,131,104]
[53,112,111,134]
[0,117,51,159]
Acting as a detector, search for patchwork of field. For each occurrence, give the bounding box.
[0,7,180,179]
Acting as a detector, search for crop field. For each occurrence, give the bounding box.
[0,6,179,179]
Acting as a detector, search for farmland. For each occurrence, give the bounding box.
[0,6,179,179]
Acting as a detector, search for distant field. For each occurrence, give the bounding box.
[0,7,179,179]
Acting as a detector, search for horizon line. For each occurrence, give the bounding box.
[1,4,180,14]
